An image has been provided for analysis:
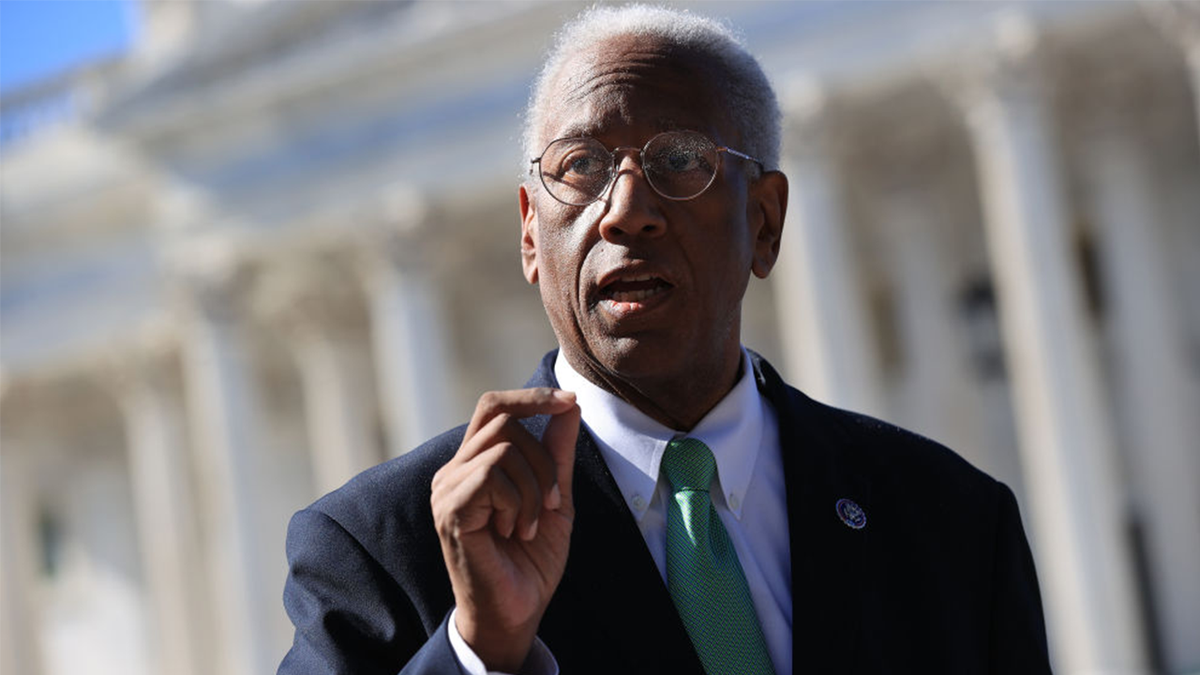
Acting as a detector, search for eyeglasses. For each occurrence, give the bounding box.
[530,130,763,206]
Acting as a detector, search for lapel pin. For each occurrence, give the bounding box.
[835,498,867,530]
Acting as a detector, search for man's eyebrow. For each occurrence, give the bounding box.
[554,123,601,140]
[551,118,689,142]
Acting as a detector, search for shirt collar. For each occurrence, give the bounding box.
[553,350,764,521]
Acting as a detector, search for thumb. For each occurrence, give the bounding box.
[542,400,580,508]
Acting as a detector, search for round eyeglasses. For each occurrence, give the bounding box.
[530,130,763,206]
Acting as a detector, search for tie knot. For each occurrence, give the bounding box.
[661,438,717,492]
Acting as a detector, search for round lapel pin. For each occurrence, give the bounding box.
[835,498,867,530]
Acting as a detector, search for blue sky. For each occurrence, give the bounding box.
[0,0,138,95]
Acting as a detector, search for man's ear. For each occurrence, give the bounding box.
[519,183,539,284]
[748,170,788,279]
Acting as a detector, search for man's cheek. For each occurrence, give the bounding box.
[577,200,606,229]
[546,200,604,243]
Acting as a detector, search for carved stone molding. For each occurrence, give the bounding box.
[252,253,368,341]
[779,76,839,159]
[1142,0,1200,54]
[940,10,1049,129]
[100,317,183,400]
[847,91,957,198]
[164,232,252,324]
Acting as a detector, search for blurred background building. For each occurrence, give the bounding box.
[1,1,1198,674]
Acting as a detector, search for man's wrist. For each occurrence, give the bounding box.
[454,606,537,672]
[447,607,558,675]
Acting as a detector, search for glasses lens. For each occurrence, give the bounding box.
[539,138,613,206]
[643,131,719,200]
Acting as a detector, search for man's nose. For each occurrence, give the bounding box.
[596,154,668,243]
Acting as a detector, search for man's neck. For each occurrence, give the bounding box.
[563,348,744,431]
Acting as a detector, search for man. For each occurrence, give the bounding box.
[279,6,1052,675]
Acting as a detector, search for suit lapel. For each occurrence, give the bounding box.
[752,353,870,674]
[550,431,707,673]
[523,353,706,674]
[525,350,870,674]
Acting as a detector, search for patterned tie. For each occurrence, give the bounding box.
[661,438,775,675]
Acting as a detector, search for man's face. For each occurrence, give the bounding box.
[519,35,786,398]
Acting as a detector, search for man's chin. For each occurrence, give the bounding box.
[583,335,685,384]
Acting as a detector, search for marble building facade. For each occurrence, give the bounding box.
[1,2,1198,674]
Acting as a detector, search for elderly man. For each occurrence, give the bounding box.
[279,6,1051,675]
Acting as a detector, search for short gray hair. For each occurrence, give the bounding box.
[522,4,781,173]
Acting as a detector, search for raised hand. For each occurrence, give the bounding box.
[430,388,581,672]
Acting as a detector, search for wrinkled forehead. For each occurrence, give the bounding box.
[537,34,733,145]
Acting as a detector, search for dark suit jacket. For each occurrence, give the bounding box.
[279,351,1051,674]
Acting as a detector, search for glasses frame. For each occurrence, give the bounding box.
[529,130,764,207]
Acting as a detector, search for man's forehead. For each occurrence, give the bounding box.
[553,115,693,142]
[538,35,729,142]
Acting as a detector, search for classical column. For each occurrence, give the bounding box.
[950,15,1148,673]
[174,250,275,675]
[880,191,949,433]
[257,261,381,495]
[1076,70,1200,673]
[0,421,45,675]
[110,332,210,675]
[772,81,883,416]
[362,229,459,457]
[1189,44,1200,140]
[1143,1,1200,141]
[863,122,1030,504]
[883,190,1014,464]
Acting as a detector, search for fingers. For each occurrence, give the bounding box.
[434,388,579,543]
[465,388,576,440]
[441,443,537,540]
[541,400,580,507]
[440,447,524,538]
[489,441,544,540]
[454,409,560,511]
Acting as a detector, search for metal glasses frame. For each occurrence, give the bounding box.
[529,130,763,206]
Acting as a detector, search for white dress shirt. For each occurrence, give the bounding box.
[450,349,793,675]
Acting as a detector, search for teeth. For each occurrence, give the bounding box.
[609,273,657,284]
[608,286,666,303]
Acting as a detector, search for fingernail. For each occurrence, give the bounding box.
[524,519,538,540]
[553,389,576,403]
[547,484,562,510]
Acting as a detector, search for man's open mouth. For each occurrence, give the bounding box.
[599,274,673,303]
[596,272,675,316]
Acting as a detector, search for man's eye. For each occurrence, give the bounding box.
[569,157,595,174]
[656,149,702,173]
[563,154,605,176]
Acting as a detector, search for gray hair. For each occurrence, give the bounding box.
[522,4,781,173]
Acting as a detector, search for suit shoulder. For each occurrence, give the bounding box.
[789,387,1001,498]
[793,396,1023,558]
[283,427,467,650]
[306,424,468,539]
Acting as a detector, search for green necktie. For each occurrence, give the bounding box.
[661,438,775,675]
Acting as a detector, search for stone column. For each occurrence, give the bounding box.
[880,192,950,433]
[110,332,210,675]
[950,15,1148,673]
[772,81,884,416]
[864,122,1029,505]
[0,419,45,675]
[361,229,459,457]
[1189,44,1200,141]
[877,187,1022,475]
[257,261,381,495]
[1076,69,1200,673]
[1143,1,1200,142]
[174,248,275,675]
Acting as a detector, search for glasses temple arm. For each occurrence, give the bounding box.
[718,146,763,166]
